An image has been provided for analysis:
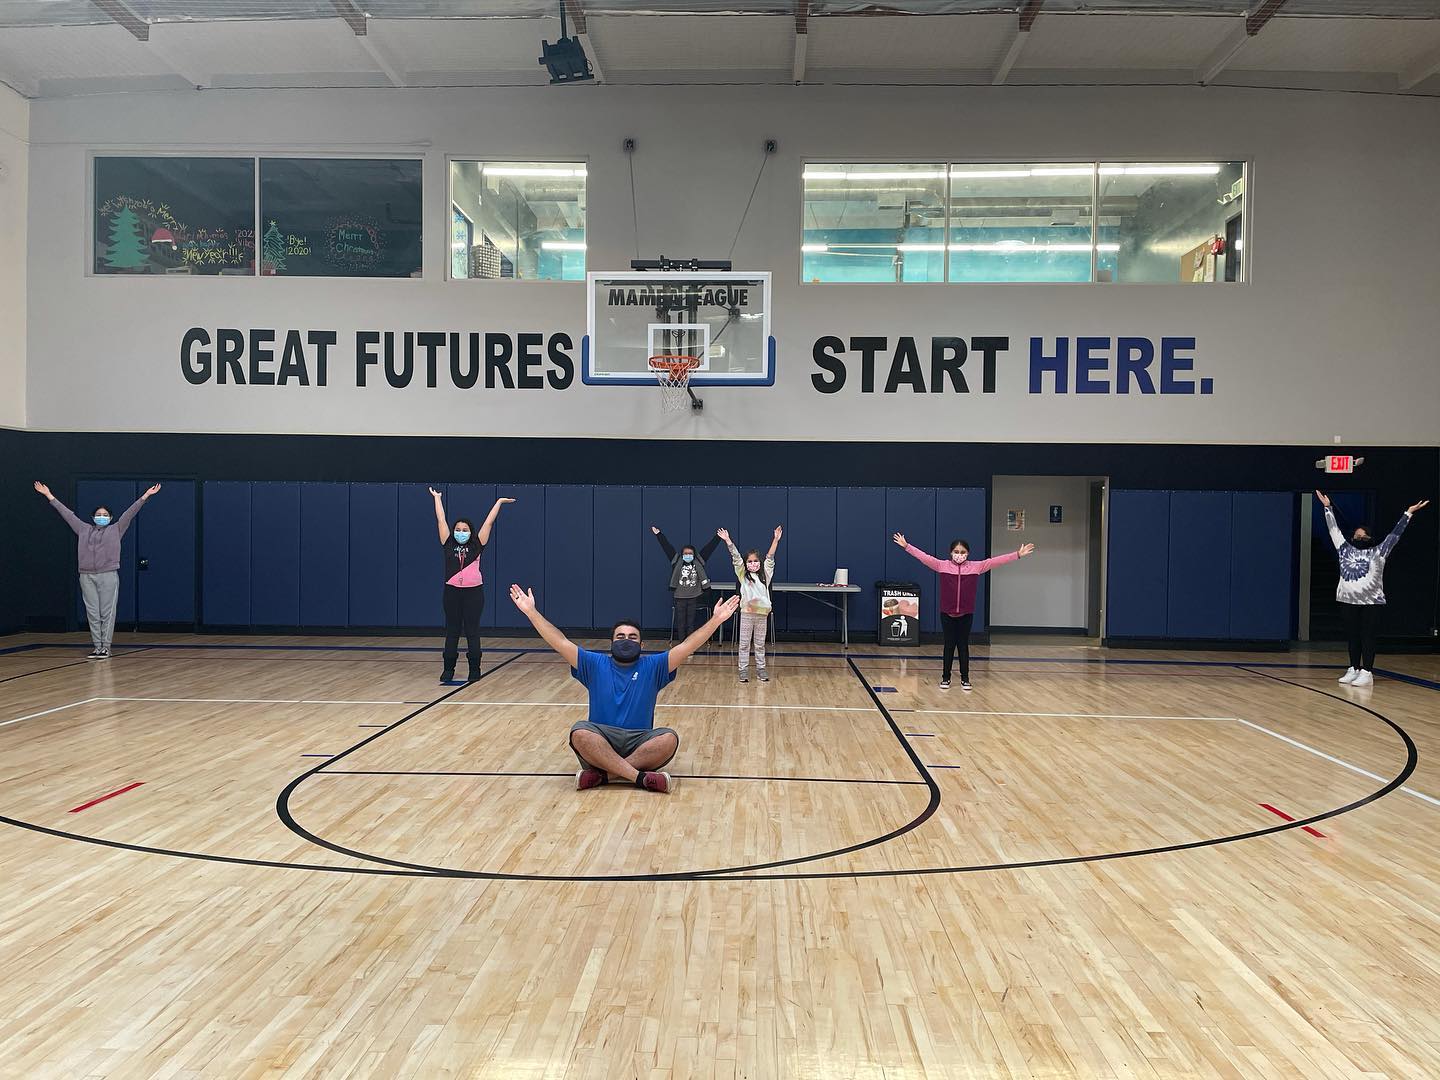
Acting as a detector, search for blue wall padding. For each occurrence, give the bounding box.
[251,482,301,626]
[885,487,938,631]
[1107,490,1171,637]
[203,481,251,625]
[544,486,595,630]
[593,486,643,632]
[347,484,399,627]
[492,484,546,628]
[299,483,349,627]
[835,487,887,633]
[785,487,839,631]
[1230,492,1295,640]
[1167,491,1233,638]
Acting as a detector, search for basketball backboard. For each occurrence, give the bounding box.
[582,270,775,386]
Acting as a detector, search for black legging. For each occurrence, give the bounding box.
[1343,603,1380,672]
[675,595,702,641]
[941,612,974,682]
[443,584,485,671]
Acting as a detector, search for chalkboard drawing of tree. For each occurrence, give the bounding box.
[261,219,287,274]
[104,205,148,271]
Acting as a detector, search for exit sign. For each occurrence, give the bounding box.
[1326,455,1354,474]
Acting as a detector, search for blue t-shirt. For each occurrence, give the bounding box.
[571,648,676,730]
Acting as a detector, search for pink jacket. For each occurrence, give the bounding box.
[901,543,1020,616]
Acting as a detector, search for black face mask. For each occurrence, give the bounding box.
[610,638,642,663]
[1351,533,1379,549]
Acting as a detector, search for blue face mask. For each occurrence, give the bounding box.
[453,530,471,544]
[682,553,695,563]
[93,514,111,527]
[610,638,642,663]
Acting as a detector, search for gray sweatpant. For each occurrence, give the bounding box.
[79,571,120,652]
[738,611,768,674]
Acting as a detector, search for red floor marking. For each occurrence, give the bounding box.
[1259,802,1326,838]
[68,782,144,813]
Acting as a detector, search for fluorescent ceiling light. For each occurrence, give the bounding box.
[802,243,828,252]
[1100,165,1221,176]
[804,170,946,181]
[482,166,588,178]
[540,241,587,250]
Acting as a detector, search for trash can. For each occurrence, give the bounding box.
[876,581,921,647]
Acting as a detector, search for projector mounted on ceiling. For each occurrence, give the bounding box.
[539,0,594,84]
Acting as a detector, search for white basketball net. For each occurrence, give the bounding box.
[648,355,701,412]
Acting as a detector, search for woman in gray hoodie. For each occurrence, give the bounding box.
[34,480,161,660]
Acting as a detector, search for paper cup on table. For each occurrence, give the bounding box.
[834,568,849,585]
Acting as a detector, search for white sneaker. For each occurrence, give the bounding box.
[1351,670,1373,688]
[1338,667,1359,684]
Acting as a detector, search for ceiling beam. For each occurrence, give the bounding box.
[328,0,367,36]
[329,1,407,86]
[1197,0,1290,86]
[1398,47,1440,91]
[1195,23,1248,85]
[993,0,1042,86]
[793,0,809,84]
[1244,0,1289,37]
[90,0,147,41]
[92,1,212,87]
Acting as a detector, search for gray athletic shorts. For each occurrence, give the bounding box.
[569,722,679,768]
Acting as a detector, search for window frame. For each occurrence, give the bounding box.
[445,155,590,283]
[87,150,427,281]
[800,158,1250,286]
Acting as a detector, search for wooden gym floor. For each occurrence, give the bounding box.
[1,632,1437,1078]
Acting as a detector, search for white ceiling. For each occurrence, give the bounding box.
[0,2,1437,97]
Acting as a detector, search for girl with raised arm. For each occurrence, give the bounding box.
[1316,490,1428,688]
[893,532,1035,692]
[650,525,723,642]
[429,487,513,683]
[34,480,161,660]
[719,525,782,683]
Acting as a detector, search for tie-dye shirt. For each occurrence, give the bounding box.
[1325,508,1410,605]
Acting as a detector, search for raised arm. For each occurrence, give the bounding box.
[1316,490,1345,551]
[509,584,579,668]
[891,532,947,574]
[651,525,676,561]
[669,594,740,672]
[718,527,744,580]
[767,525,783,559]
[429,486,449,544]
[698,531,723,561]
[477,496,515,546]
[36,482,85,536]
[1378,500,1427,558]
[967,543,1035,574]
[115,484,160,537]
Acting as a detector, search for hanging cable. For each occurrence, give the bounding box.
[728,150,770,261]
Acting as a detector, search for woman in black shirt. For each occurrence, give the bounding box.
[430,487,513,682]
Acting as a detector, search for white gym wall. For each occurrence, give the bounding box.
[21,84,1440,443]
[0,83,26,430]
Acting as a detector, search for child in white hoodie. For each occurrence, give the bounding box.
[718,525,781,683]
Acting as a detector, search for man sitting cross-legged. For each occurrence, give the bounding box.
[509,584,740,794]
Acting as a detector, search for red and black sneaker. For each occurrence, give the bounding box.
[575,768,608,791]
[636,771,674,794]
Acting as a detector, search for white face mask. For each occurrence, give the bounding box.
[951,550,968,563]
[746,562,761,573]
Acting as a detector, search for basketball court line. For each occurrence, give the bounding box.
[0,657,1421,881]
[5,639,1435,694]
[319,769,929,786]
[1233,716,1440,809]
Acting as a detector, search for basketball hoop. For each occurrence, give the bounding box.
[648,355,703,412]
